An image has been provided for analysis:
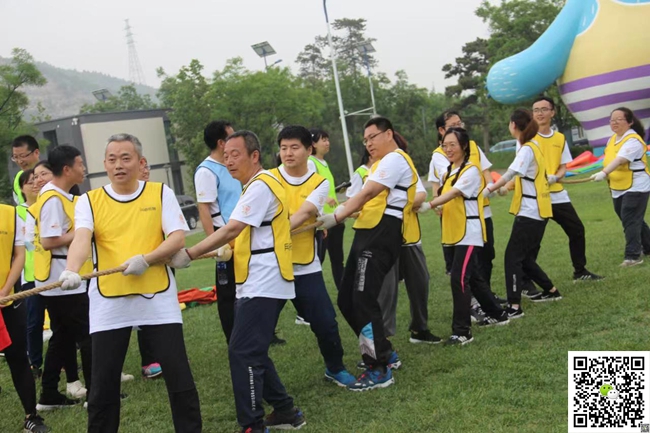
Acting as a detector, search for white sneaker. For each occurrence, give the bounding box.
[66,380,87,398]
[121,372,134,382]
[294,315,310,326]
[620,258,643,267]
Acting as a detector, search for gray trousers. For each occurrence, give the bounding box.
[377,244,430,336]
[613,191,650,260]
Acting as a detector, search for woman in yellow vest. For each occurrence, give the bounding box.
[590,107,650,267]
[425,128,509,345]
[486,109,562,319]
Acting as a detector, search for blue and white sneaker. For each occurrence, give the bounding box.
[357,351,402,371]
[324,369,356,387]
[347,368,394,392]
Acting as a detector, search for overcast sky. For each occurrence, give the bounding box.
[1,0,490,91]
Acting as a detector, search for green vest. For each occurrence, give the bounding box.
[13,171,25,205]
[355,165,369,182]
[16,204,34,283]
[309,156,337,214]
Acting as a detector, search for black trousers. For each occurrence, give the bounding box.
[137,330,155,367]
[318,223,346,291]
[613,191,650,260]
[478,217,496,285]
[448,245,503,336]
[41,293,91,400]
[88,324,201,433]
[229,297,294,430]
[2,301,37,415]
[504,216,555,305]
[215,227,237,343]
[338,215,402,369]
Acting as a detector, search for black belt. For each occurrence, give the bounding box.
[466,197,478,201]
[260,221,272,227]
[211,212,221,218]
[386,204,403,212]
[51,254,67,260]
[632,169,646,172]
[395,185,408,192]
[522,176,535,182]
[466,216,480,220]
[251,247,274,255]
[522,194,537,199]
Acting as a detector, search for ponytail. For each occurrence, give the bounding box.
[511,109,538,145]
[612,107,646,139]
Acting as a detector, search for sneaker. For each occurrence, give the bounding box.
[505,305,524,319]
[324,369,356,387]
[357,351,402,371]
[66,380,87,398]
[620,258,643,267]
[522,286,541,298]
[294,315,310,326]
[347,368,394,392]
[531,289,562,303]
[445,334,474,346]
[24,413,50,433]
[409,330,442,344]
[492,292,508,305]
[264,406,306,429]
[470,306,486,323]
[36,393,81,411]
[573,269,604,282]
[478,311,510,327]
[121,372,134,382]
[270,334,286,346]
[142,363,163,379]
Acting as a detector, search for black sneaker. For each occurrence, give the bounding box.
[270,333,286,346]
[492,292,508,305]
[36,393,81,411]
[478,311,510,327]
[470,306,486,323]
[409,330,442,344]
[573,269,604,282]
[264,407,306,429]
[24,413,50,433]
[445,334,473,346]
[522,286,541,298]
[531,289,562,303]
[505,305,524,319]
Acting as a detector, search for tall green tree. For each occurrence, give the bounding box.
[79,84,157,114]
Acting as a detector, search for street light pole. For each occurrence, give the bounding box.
[323,0,354,180]
[360,46,377,116]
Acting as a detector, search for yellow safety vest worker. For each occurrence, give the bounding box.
[435,140,490,207]
[440,163,486,245]
[87,182,170,298]
[535,132,566,193]
[509,141,553,219]
[270,168,326,265]
[0,205,17,306]
[234,172,294,284]
[603,133,650,191]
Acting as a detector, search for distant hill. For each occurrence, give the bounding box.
[0,57,158,120]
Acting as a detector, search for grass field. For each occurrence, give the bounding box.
[2,180,649,432]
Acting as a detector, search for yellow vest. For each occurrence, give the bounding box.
[436,141,490,206]
[0,205,16,306]
[87,182,170,298]
[440,163,486,245]
[535,132,566,193]
[269,168,325,265]
[234,173,294,284]
[509,141,553,219]
[29,189,92,282]
[354,150,419,244]
[603,133,650,191]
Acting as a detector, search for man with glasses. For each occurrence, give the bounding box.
[11,136,41,205]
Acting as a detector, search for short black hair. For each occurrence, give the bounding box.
[309,128,329,143]
[532,96,555,110]
[435,110,462,142]
[18,169,33,201]
[12,135,39,151]
[48,145,81,177]
[364,116,394,132]
[277,125,313,150]
[203,120,232,150]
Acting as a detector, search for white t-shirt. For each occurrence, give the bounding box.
[36,183,85,296]
[611,130,650,199]
[367,151,414,220]
[404,177,427,248]
[278,166,329,276]
[443,165,483,247]
[346,165,368,198]
[75,181,187,334]
[194,156,226,228]
[509,144,545,221]
[229,170,295,300]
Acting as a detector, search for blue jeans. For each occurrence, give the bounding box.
[24,285,44,369]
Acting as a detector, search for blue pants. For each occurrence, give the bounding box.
[24,286,44,369]
[285,272,345,373]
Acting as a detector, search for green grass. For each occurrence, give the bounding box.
[2,181,650,432]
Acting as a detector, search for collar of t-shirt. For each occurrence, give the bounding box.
[104,180,145,201]
[41,182,73,201]
[280,166,313,185]
[206,156,226,166]
[615,129,635,144]
[538,130,555,139]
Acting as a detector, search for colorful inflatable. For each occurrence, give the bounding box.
[487,0,650,153]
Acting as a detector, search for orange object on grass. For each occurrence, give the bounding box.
[566,151,597,169]
[490,171,502,182]
[177,287,217,305]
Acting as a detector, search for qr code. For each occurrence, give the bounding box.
[569,351,650,432]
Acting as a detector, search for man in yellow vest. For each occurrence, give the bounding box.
[171,131,304,433]
[11,135,41,206]
[318,116,417,391]
[59,133,202,432]
[30,145,92,410]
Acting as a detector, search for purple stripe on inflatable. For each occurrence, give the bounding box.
[569,88,650,113]
[560,64,650,94]
[589,137,609,148]
[580,108,650,130]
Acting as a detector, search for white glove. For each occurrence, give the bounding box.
[122,254,149,276]
[547,174,557,185]
[482,185,496,198]
[498,186,509,196]
[59,270,82,291]
[317,213,340,230]
[434,205,443,216]
[416,202,432,214]
[170,249,192,269]
[335,204,346,215]
[215,244,232,262]
[590,171,607,182]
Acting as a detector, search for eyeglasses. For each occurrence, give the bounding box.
[610,118,628,124]
[445,122,465,129]
[441,142,460,151]
[11,150,34,162]
[363,130,387,145]
[532,107,552,114]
